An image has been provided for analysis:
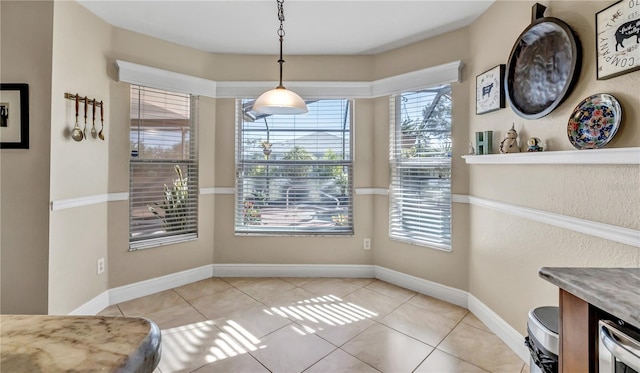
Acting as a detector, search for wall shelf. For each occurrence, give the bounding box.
[462,147,640,165]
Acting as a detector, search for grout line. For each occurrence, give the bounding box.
[430,311,467,351]
[335,346,384,373]
[411,351,433,373]
[125,277,508,372]
[172,288,212,323]
[249,354,272,373]
[299,346,339,373]
[424,311,495,372]
[360,288,439,372]
[277,278,383,372]
[328,322,382,372]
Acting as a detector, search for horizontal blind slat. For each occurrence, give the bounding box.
[129,85,198,249]
[236,99,353,234]
[389,86,452,250]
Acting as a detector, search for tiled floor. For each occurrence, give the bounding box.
[98,277,529,373]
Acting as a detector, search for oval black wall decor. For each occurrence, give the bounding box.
[505,3,582,120]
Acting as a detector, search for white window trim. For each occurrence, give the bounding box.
[115,60,463,99]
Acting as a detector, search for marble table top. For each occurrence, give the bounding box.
[0,315,161,373]
[539,267,640,328]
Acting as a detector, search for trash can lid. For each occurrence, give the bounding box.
[531,306,559,335]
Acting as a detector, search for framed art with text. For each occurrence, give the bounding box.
[476,64,505,115]
[0,83,29,149]
[596,0,640,80]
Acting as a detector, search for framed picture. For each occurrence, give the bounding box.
[0,84,29,149]
[476,64,505,115]
[596,0,640,80]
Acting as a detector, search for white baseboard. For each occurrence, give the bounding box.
[69,291,110,316]
[212,263,375,278]
[467,294,528,363]
[109,264,214,305]
[373,266,469,309]
[73,263,526,363]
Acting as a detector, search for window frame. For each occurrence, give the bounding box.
[234,98,354,236]
[128,85,199,251]
[388,85,453,251]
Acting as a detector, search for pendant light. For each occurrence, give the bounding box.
[253,0,308,115]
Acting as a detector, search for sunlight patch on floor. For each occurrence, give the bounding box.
[270,294,378,333]
[160,319,266,371]
[159,294,379,371]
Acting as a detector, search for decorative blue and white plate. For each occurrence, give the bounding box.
[567,93,622,149]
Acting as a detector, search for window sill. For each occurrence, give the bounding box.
[461,147,640,165]
[129,234,198,251]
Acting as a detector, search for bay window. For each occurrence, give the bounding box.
[235,99,353,235]
[389,85,452,250]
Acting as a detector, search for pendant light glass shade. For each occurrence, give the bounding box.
[253,87,308,115]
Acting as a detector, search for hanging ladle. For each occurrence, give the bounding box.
[82,96,88,140]
[71,94,83,142]
[90,99,97,139]
[98,100,105,140]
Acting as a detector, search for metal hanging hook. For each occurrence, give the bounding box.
[276,0,287,88]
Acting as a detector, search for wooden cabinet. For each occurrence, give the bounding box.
[559,290,609,373]
[541,268,640,373]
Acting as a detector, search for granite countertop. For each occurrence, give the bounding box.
[0,315,161,373]
[539,267,640,327]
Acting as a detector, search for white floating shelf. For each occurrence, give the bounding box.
[462,147,640,165]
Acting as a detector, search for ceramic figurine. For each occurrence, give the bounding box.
[499,124,520,153]
[469,142,475,155]
[527,137,543,152]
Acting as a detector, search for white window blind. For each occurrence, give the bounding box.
[129,85,198,250]
[389,85,452,251]
[235,99,353,235]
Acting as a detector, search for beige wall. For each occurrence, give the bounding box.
[104,30,378,284]
[0,0,53,314]
[2,1,637,333]
[369,29,473,291]
[466,0,640,335]
[47,1,112,314]
[110,28,374,83]
[106,85,216,289]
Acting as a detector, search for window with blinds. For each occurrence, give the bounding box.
[389,85,452,251]
[235,99,353,235]
[129,85,198,250]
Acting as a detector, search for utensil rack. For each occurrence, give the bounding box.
[64,92,106,141]
[64,93,104,108]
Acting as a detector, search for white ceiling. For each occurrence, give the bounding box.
[78,0,494,55]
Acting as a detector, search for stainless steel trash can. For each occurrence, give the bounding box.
[525,306,559,373]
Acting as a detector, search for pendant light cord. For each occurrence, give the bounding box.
[277,0,286,89]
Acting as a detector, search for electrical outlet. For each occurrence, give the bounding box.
[97,258,105,275]
[363,238,371,250]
